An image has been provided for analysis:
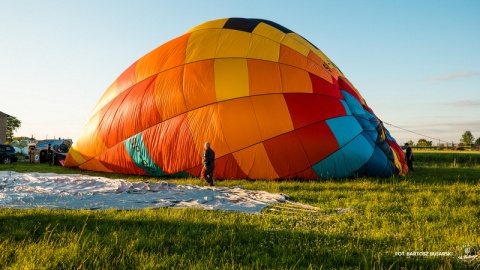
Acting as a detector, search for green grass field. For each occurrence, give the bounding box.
[1,152,479,269]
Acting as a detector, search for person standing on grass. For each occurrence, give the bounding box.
[46,143,55,166]
[202,142,215,186]
[405,143,414,171]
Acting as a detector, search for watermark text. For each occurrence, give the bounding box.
[394,251,453,257]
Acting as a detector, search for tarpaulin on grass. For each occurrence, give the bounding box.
[0,171,286,213]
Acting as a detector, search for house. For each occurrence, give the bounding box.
[0,111,8,143]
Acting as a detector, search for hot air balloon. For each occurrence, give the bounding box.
[65,18,408,179]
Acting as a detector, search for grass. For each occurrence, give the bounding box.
[1,152,480,269]
[413,152,480,168]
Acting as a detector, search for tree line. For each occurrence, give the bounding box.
[406,131,480,148]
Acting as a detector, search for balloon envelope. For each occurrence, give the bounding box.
[65,18,407,179]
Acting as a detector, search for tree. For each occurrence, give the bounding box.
[476,137,480,145]
[6,115,21,143]
[417,138,432,147]
[407,140,414,146]
[12,136,31,142]
[460,131,475,146]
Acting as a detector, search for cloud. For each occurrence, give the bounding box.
[446,100,480,106]
[427,71,480,81]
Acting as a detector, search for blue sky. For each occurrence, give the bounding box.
[1,0,479,145]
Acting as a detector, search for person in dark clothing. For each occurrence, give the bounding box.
[404,143,414,171]
[202,142,215,186]
[46,144,55,166]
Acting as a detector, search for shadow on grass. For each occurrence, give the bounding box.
[0,209,469,269]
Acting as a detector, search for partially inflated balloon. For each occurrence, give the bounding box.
[65,18,408,179]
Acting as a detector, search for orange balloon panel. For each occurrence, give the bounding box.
[249,94,294,141]
[183,60,216,110]
[65,18,406,179]
[98,75,161,148]
[135,33,190,83]
[142,113,201,174]
[279,45,308,70]
[247,59,282,95]
[280,64,313,93]
[217,98,262,152]
[232,143,279,179]
[153,66,188,120]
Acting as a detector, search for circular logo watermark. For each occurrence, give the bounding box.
[458,245,477,260]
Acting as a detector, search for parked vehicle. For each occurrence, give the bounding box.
[0,143,18,164]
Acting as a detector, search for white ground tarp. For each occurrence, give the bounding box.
[0,171,286,213]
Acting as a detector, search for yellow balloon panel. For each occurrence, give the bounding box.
[186,29,222,63]
[247,34,280,62]
[214,58,249,101]
[281,34,309,56]
[215,29,251,59]
[186,18,228,33]
[252,22,285,43]
[288,33,317,54]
